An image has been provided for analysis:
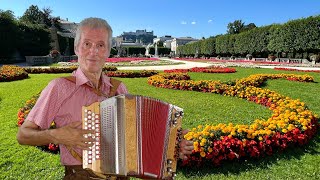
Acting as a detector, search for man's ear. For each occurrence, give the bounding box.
[106,50,110,58]
[74,45,79,55]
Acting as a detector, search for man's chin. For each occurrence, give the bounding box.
[82,66,102,74]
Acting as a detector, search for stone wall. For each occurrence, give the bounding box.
[26,55,78,65]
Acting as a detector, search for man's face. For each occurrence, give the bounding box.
[75,27,110,74]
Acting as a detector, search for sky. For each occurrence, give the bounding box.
[1,0,320,39]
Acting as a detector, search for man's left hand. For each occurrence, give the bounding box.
[179,129,194,160]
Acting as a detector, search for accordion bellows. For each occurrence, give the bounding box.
[82,94,183,179]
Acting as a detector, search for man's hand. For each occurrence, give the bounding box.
[50,121,95,150]
[178,129,194,160]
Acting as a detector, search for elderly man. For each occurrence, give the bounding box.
[17,17,193,179]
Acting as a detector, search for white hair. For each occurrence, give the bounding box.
[74,17,113,50]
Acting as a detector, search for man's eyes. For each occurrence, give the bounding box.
[84,42,91,47]
[98,44,104,47]
[82,42,106,49]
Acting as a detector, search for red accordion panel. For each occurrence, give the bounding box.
[141,98,169,177]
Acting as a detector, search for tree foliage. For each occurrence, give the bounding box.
[19,5,61,30]
[227,20,256,34]
[178,16,319,59]
[0,10,18,61]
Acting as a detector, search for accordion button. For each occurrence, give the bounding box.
[180,111,184,117]
[167,159,173,164]
[167,167,172,173]
[174,112,180,117]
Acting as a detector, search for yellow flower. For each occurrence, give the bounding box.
[200,151,206,157]
[282,129,288,133]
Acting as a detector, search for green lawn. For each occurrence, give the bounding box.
[0,68,319,179]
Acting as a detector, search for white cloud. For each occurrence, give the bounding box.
[181,21,187,25]
[208,19,213,23]
[191,21,196,25]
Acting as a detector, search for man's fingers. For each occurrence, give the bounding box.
[81,129,95,135]
[68,121,82,128]
[181,129,189,136]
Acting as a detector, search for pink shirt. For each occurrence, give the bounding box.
[26,68,128,165]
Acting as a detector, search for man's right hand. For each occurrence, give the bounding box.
[17,121,95,150]
[50,121,95,150]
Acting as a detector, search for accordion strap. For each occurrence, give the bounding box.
[62,75,122,163]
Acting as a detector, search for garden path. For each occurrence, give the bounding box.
[117,58,213,70]
[117,58,320,71]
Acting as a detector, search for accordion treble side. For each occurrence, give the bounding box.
[82,94,183,179]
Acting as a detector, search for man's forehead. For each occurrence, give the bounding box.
[80,27,108,41]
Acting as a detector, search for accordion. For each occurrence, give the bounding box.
[82,94,183,179]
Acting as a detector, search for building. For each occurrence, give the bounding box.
[163,39,173,48]
[57,19,78,38]
[115,29,156,46]
[171,37,199,55]
[153,35,173,44]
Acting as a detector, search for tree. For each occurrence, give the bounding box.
[242,23,257,32]
[20,5,43,25]
[227,20,244,34]
[227,20,256,34]
[19,5,61,29]
[0,10,18,61]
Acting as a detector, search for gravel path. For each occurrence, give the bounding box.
[117,58,320,71]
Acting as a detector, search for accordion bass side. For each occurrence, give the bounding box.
[82,94,183,179]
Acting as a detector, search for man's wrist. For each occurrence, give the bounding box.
[46,129,58,144]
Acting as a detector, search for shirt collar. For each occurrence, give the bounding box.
[72,67,113,88]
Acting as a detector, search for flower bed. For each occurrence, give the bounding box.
[24,66,117,74]
[106,70,158,78]
[164,67,236,73]
[148,73,318,167]
[274,67,320,73]
[70,57,159,63]
[106,57,159,63]
[0,65,28,82]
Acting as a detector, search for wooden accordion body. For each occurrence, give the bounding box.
[82,94,183,179]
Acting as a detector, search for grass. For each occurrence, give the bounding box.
[0,68,319,179]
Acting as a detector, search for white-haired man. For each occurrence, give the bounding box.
[17,17,193,179]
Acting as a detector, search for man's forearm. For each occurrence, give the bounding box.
[17,127,57,146]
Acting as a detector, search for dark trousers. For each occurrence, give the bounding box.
[64,165,129,180]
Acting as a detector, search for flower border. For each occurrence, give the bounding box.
[164,67,236,73]
[0,65,28,82]
[148,73,318,167]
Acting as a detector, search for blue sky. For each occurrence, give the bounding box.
[1,0,320,39]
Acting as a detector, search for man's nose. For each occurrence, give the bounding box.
[89,45,99,55]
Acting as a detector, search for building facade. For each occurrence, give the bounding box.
[171,37,198,55]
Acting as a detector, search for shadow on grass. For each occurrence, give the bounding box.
[178,130,320,177]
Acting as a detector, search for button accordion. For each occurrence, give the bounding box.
[82,94,184,179]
